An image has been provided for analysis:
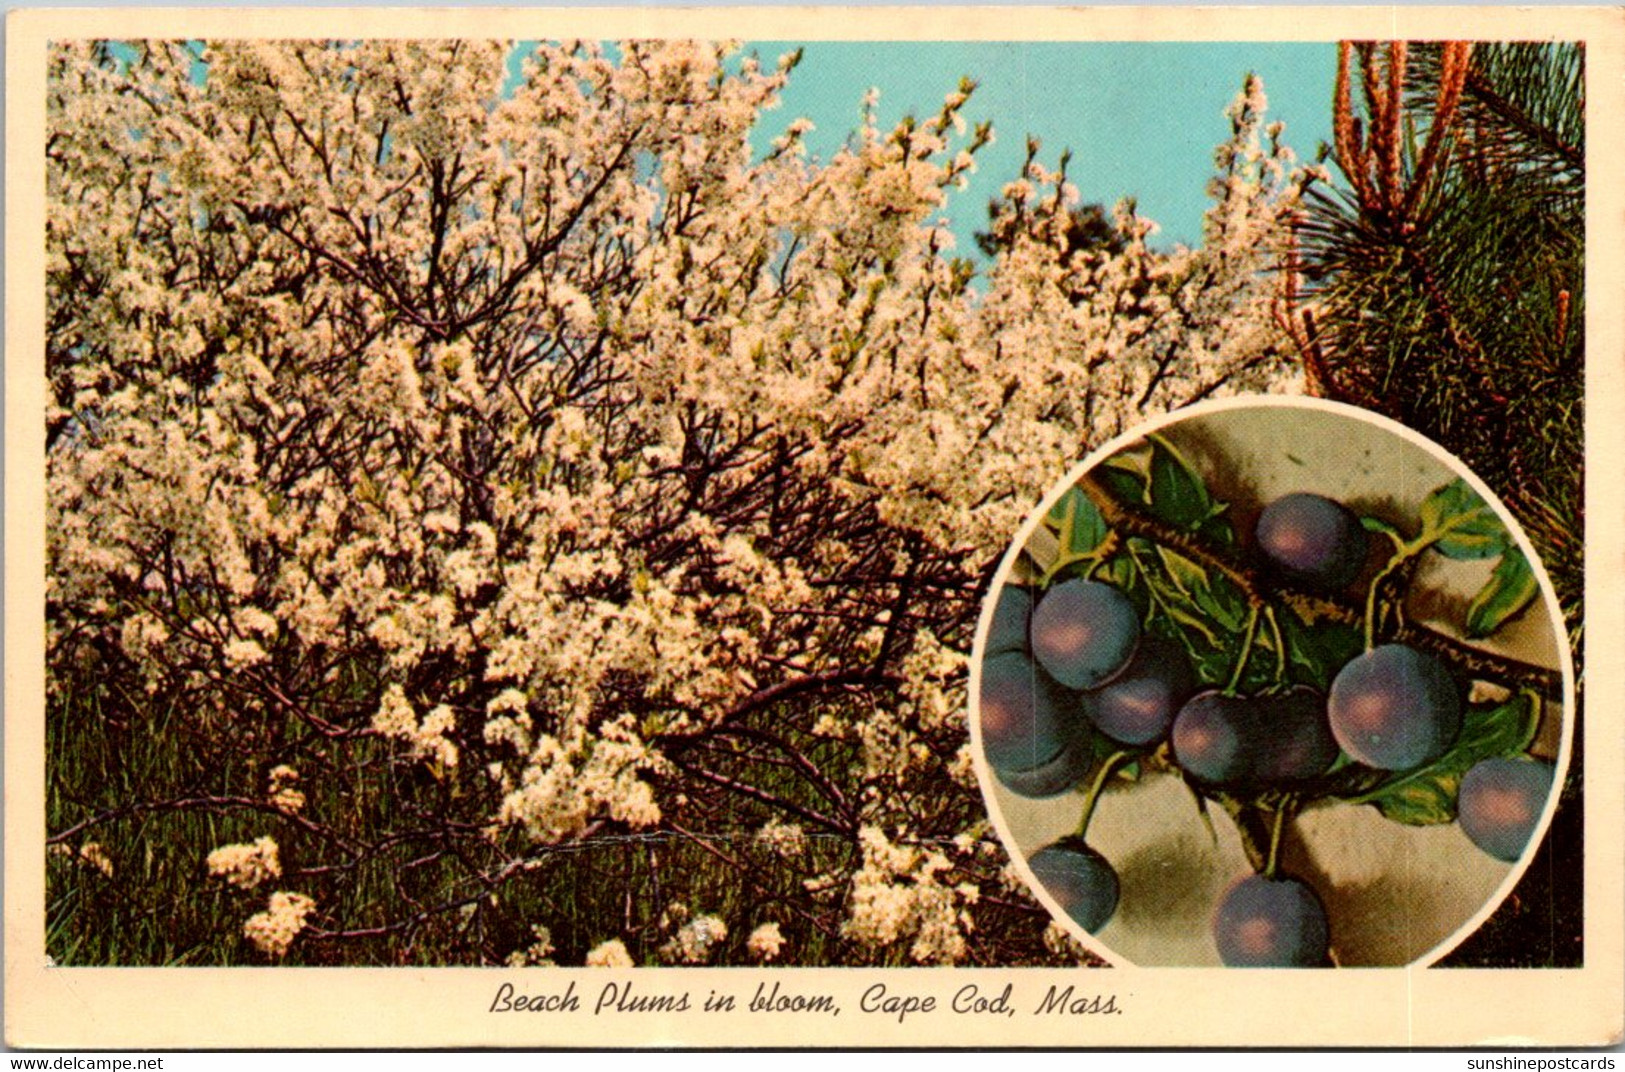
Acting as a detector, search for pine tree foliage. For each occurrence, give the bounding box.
[1287,41,1583,638]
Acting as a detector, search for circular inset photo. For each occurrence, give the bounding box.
[971,398,1572,968]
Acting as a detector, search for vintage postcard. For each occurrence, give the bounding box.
[7,5,1622,1050]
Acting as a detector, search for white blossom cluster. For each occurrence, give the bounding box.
[46,39,1312,965]
[206,837,282,891]
[506,924,557,967]
[266,765,305,813]
[584,938,635,968]
[747,922,786,962]
[50,841,114,879]
[755,820,807,857]
[372,684,460,771]
[1043,920,1095,960]
[658,912,729,965]
[241,891,317,958]
[841,827,982,965]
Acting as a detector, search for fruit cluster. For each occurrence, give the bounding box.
[976,436,1561,967]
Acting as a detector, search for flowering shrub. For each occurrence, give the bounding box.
[45,39,1312,965]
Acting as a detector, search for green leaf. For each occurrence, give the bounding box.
[1357,694,1540,826]
[1276,612,1364,689]
[1363,772,1458,826]
[1465,548,1539,638]
[1128,538,1220,648]
[1155,545,1247,633]
[1046,485,1110,562]
[1308,754,1391,802]
[1197,510,1238,550]
[1146,434,1218,530]
[1014,547,1046,585]
[1418,478,1508,560]
[1095,454,1148,506]
[1099,554,1136,593]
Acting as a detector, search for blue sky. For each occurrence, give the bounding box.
[163,39,1337,258]
[743,42,1339,254]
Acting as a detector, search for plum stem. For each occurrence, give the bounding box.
[1225,603,1262,694]
[1362,546,1418,650]
[1185,779,1221,847]
[1362,579,1378,650]
[1076,750,1135,841]
[1264,797,1294,879]
[1263,605,1287,681]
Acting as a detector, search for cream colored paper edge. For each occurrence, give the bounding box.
[6,5,1622,1050]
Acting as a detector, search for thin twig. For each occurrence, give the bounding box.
[48,795,360,852]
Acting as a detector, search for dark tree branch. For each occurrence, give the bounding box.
[662,754,857,839]
[48,795,360,853]
[1462,68,1584,173]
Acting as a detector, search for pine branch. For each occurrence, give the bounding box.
[1461,67,1583,172]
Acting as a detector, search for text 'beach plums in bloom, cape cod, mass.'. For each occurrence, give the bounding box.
[1254,492,1368,591]
[1030,579,1140,690]
[1328,644,1462,771]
